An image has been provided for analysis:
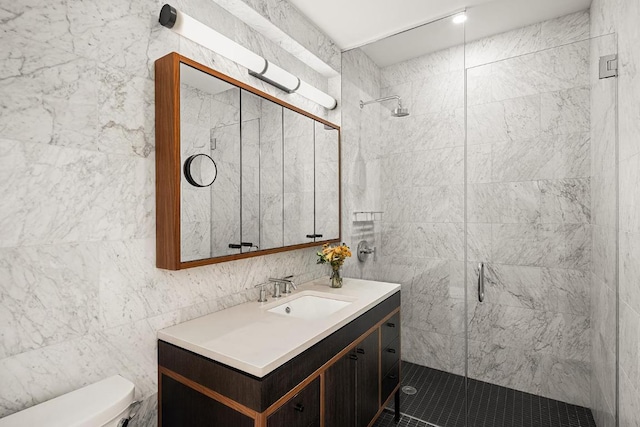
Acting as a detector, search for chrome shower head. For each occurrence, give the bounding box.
[392,107,410,117]
[360,95,410,117]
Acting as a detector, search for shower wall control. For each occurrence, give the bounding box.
[357,240,376,262]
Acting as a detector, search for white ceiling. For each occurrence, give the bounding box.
[287,0,592,66]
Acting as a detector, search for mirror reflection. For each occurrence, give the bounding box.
[180,63,241,262]
[314,121,340,241]
[283,108,315,246]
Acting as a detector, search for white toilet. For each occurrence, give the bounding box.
[0,375,137,427]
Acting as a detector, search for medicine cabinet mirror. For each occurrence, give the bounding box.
[155,52,341,270]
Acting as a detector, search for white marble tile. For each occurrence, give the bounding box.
[342,48,381,100]
[619,302,640,390]
[0,34,77,80]
[590,0,640,419]
[466,143,492,184]
[411,71,464,115]
[0,0,73,53]
[467,340,543,395]
[466,61,493,99]
[541,86,590,136]
[490,41,589,102]
[491,132,590,182]
[381,48,451,87]
[380,108,464,155]
[467,95,541,145]
[542,268,590,315]
[466,223,492,263]
[97,65,156,158]
[620,369,640,427]
[0,331,128,418]
[0,58,98,149]
[396,147,463,188]
[465,22,542,69]
[0,243,100,359]
[539,10,591,50]
[591,346,616,427]
[468,182,542,224]
[402,326,451,372]
[620,153,640,233]
[383,185,462,224]
[482,264,550,311]
[0,140,153,247]
[591,173,617,228]
[620,232,640,315]
[129,393,157,427]
[540,178,591,224]
[67,0,156,77]
[538,355,590,406]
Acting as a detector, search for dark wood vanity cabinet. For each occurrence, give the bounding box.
[158,292,400,427]
[325,329,379,427]
[356,330,381,427]
[267,377,320,427]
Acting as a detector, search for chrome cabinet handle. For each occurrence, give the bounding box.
[478,262,485,302]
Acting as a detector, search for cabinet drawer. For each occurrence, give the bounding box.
[381,312,400,349]
[267,377,320,427]
[381,361,400,404]
[381,336,400,377]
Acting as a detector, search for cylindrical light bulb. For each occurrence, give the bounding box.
[296,81,337,110]
[261,62,300,92]
[172,9,267,73]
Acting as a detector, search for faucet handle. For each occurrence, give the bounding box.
[282,276,297,293]
[254,282,268,302]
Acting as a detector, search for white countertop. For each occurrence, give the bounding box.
[157,277,401,378]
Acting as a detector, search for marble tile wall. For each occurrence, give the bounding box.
[379,40,467,378]
[0,0,339,423]
[591,0,640,426]
[588,33,618,427]
[467,12,592,408]
[340,48,384,282]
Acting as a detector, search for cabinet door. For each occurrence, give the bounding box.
[267,377,320,427]
[325,329,380,427]
[314,120,340,242]
[283,109,315,246]
[324,351,356,427]
[356,330,379,427]
[179,63,241,261]
[240,90,284,252]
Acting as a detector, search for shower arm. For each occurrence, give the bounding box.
[359,95,403,109]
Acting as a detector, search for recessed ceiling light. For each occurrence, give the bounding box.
[452,13,467,24]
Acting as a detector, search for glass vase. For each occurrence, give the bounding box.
[330,265,343,288]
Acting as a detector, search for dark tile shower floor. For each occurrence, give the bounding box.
[373,361,597,427]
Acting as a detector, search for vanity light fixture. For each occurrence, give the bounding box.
[158,4,337,109]
[452,12,468,24]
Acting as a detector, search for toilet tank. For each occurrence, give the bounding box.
[0,375,135,427]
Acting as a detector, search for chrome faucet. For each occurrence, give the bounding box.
[282,275,297,294]
[269,275,297,295]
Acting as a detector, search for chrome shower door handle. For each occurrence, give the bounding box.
[478,262,485,302]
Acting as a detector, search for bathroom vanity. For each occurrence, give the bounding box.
[157,278,401,427]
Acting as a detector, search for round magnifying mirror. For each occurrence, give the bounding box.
[184,154,217,187]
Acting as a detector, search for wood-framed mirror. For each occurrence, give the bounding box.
[155,52,341,270]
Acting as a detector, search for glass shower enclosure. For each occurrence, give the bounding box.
[342,5,618,426]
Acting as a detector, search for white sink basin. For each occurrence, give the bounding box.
[268,295,352,320]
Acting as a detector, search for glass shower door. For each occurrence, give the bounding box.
[464,33,618,427]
